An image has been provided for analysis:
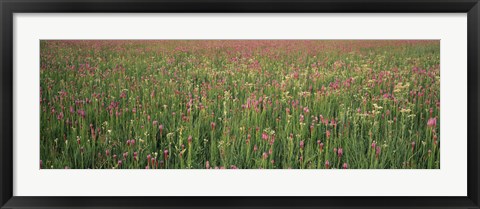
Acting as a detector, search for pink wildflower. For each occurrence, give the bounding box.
[427,117,437,127]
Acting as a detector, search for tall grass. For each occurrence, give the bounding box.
[40,40,440,169]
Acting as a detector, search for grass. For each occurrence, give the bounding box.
[40,40,440,169]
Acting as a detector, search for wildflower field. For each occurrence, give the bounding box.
[40,40,440,169]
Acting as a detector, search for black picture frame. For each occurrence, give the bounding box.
[1,0,479,208]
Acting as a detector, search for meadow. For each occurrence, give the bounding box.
[40,40,440,169]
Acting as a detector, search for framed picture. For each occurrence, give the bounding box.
[1,0,479,208]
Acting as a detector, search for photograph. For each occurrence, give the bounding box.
[2,0,478,208]
[40,40,440,169]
